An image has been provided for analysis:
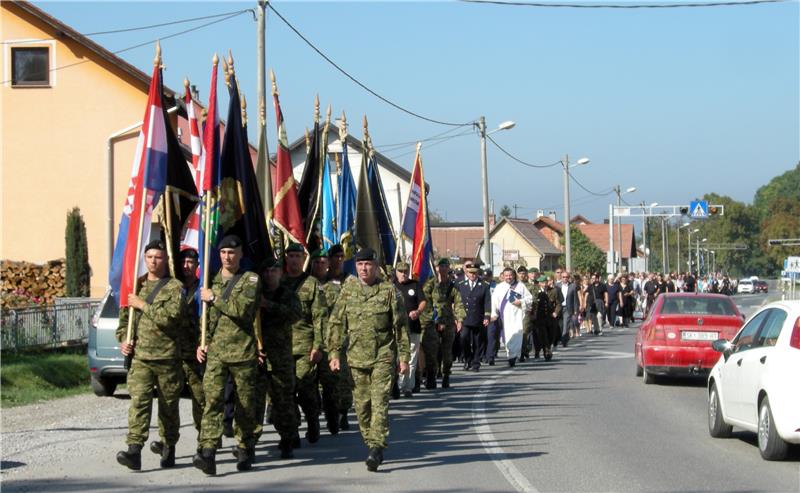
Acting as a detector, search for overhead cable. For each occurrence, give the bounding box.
[485,134,561,168]
[460,0,787,8]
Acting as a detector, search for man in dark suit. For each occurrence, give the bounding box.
[557,271,579,347]
[456,265,491,371]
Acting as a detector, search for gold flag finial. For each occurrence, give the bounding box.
[325,104,332,126]
[416,141,422,154]
[304,127,310,149]
[212,52,219,66]
[270,69,278,96]
[153,40,161,67]
[221,57,230,86]
[339,110,348,142]
[227,50,235,73]
[183,77,189,89]
[314,94,320,124]
[241,93,247,127]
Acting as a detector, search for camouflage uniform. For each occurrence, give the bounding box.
[420,277,466,385]
[254,283,301,443]
[328,277,410,450]
[282,273,327,434]
[324,274,355,416]
[198,270,261,452]
[116,276,185,448]
[317,278,348,430]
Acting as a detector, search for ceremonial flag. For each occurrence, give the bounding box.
[320,153,337,250]
[217,72,272,270]
[401,145,433,281]
[298,115,322,252]
[197,56,222,286]
[355,141,383,265]
[337,140,357,273]
[180,81,203,252]
[271,71,306,247]
[109,61,169,306]
[255,97,274,244]
[367,153,397,267]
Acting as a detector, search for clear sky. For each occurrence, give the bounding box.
[31,0,800,224]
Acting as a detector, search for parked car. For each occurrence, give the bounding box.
[737,279,754,294]
[87,289,126,396]
[753,280,769,293]
[635,293,744,384]
[707,300,800,460]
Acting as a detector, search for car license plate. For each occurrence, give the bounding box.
[681,331,718,341]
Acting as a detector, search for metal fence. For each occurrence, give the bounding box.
[1,300,100,351]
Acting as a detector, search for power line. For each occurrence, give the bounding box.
[375,125,474,151]
[2,10,249,86]
[385,129,474,161]
[485,134,561,168]
[266,3,473,128]
[461,0,788,8]
[1,9,254,44]
[570,173,614,197]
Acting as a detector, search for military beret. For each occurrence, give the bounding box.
[218,235,242,250]
[144,239,166,252]
[285,242,305,254]
[328,244,344,256]
[395,261,410,271]
[258,256,282,270]
[354,247,377,261]
[437,258,450,267]
[528,267,539,274]
[537,275,548,282]
[517,266,528,273]
[179,248,199,260]
[310,248,328,259]
[466,266,480,274]
[484,269,493,277]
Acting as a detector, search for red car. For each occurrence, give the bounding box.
[635,293,744,384]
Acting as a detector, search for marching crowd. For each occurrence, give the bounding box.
[113,234,738,476]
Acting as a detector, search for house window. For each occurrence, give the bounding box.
[11,47,50,86]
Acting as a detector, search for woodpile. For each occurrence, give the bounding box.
[1,259,66,309]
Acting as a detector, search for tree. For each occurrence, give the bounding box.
[759,196,800,274]
[568,226,606,275]
[752,162,800,222]
[499,205,512,218]
[65,207,90,297]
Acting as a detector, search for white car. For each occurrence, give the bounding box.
[707,300,800,460]
[737,279,754,294]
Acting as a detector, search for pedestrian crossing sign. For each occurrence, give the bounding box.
[689,200,708,219]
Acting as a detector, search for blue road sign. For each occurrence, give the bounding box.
[689,200,708,219]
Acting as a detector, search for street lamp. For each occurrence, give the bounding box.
[687,228,700,274]
[678,222,691,274]
[478,117,516,268]
[697,237,707,276]
[642,202,658,272]
[612,185,636,273]
[562,155,590,272]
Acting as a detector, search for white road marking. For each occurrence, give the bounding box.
[586,350,634,359]
[472,369,539,493]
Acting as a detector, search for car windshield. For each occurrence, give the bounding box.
[660,297,736,316]
[100,293,120,319]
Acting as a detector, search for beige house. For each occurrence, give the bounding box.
[476,218,562,274]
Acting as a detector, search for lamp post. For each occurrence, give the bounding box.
[562,155,590,272]
[697,237,707,276]
[687,228,700,274]
[678,222,690,274]
[478,117,515,269]
[612,185,636,273]
[643,202,657,273]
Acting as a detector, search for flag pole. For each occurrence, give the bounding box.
[200,190,212,347]
[164,190,176,278]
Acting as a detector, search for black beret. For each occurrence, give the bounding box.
[179,248,199,260]
[218,235,242,249]
[144,239,166,252]
[258,256,282,271]
[354,247,377,261]
[285,242,305,254]
[437,257,450,267]
[517,266,528,273]
[328,244,344,256]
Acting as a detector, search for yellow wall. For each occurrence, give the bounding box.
[1,4,149,296]
[491,223,544,270]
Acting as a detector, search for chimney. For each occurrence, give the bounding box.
[537,209,544,218]
[191,85,200,101]
[548,210,557,221]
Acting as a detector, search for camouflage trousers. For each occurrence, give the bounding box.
[156,359,204,445]
[253,362,298,442]
[294,354,320,421]
[422,323,455,375]
[351,362,393,449]
[318,351,353,417]
[199,357,259,450]
[126,358,183,447]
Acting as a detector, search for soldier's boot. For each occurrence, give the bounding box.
[306,415,321,444]
[192,448,216,475]
[234,447,254,471]
[325,409,340,435]
[160,445,176,468]
[339,411,350,431]
[365,447,383,472]
[291,431,302,449]
[441,374,450,389]
[149,440,163,456]
[116,444,142,471]
[425,368,437,390]
[223,421,234,438]
[413,372,421,393]
[391,379,400,400]
[278,437,294,459]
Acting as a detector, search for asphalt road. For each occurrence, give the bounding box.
[2,292,797,492]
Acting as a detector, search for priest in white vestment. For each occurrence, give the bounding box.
[490,267,533,366]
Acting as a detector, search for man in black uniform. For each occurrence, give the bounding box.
[456,265,491,372]
[394,262,426,397]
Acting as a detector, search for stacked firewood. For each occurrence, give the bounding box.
[1,259,66,308]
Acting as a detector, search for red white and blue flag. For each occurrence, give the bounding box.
[109,64,169,306]
[197,58,222,284]
[401,145,433,281]
[179,81,203,252]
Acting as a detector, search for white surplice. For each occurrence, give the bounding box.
[491,280,533,359]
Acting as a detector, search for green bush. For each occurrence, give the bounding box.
[65,207,90,297]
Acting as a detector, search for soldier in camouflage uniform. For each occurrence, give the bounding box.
[150,248,205,459]
[116,240,185,471]
[282,242,327,445]
[517,266,534,362]
[325,244,354,431]
[328,248,410,472]
[420,258,466,389]
[193,235,261,475]
[254,256,301,458]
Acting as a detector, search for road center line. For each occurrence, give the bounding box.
[471,369,539,493]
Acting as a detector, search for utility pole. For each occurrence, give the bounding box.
[563,155,572,272]
[641,201,648,273]
[513,204,519,219]
[256,0,268,205]
[479,116,491,268]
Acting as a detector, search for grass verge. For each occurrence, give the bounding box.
[1,349,90,408]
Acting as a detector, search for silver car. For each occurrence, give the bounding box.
[87,289,126,396]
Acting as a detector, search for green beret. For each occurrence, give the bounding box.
[285,242,305,254]
[310,248,328,259]
[528,267,539,273]
[537,275,548,282]
[437,258,450,267]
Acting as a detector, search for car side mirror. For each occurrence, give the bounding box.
[711,338,733,361]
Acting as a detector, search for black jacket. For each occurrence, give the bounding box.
[457,278,491,327]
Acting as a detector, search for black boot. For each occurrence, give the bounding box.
[339,412,350,431]
[116,444,142,471]
[425,368,436,390]
[544,348,553,361]
[391,380,401,400]
[160,445,176,468]
[306,415,321,444]
[508,357,517,367]
[192,448,216,475]
[149,440,163,456]
[441,374,450,389]
[366,447,384,472]
[291,431,302,449]
[234,447,253,471]
[223,421,234,438]
[278,438,294,459]
[325,409,340,435]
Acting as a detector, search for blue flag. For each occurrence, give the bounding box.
[337,141,357,275]
[367,155,396,266]
[320,154,337,250]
